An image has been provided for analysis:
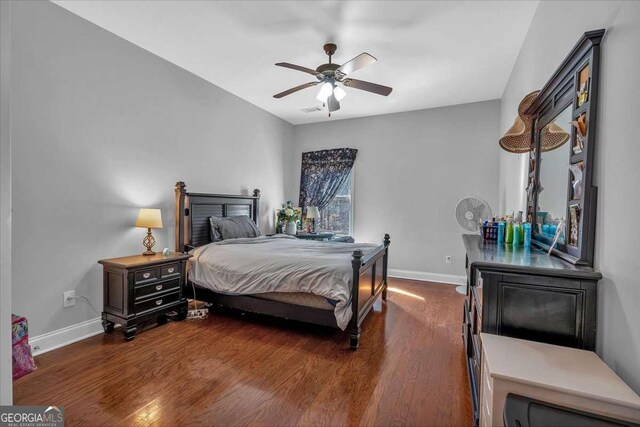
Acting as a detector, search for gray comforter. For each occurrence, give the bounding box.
[189,235,378,329]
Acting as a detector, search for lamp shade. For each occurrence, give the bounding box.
[306,206,320,219]
[135,208,163,229]
[316,83,332,102]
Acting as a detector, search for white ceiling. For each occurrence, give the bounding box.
[53,1,538,125]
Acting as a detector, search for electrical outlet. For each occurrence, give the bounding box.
[63,290,75,308]
[445,256,452,264]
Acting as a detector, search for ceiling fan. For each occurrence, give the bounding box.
[273,43,393,116]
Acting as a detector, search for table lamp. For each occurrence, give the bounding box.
[306,206,320,233]
[135,208,163,255]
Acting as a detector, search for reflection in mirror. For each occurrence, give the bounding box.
[536,105,572,244]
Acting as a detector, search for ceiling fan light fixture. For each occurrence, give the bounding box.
[316,82,333,102]
[334,86,346,101]
[327,92,340,112]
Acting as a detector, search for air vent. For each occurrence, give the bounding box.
[300,106,323,113]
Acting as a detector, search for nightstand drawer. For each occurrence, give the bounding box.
[160,263,180,279]
[135,291,180,314]
[135,279,180,300]
[135,267,158,284]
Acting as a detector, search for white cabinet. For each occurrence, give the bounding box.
[479,333,640,427]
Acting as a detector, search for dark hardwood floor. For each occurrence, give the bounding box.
[14,279,471,426]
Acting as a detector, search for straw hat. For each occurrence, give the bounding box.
[540,121,570,152]
[499,91,540,153]
[499,90,570,153]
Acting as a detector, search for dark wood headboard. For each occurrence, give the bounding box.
[174,181,260,252]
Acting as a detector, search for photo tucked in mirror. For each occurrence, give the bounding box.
[536,105,572,244]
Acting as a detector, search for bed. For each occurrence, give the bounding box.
[174,181,390,350]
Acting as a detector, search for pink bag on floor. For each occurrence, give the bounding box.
[12,314,37,380]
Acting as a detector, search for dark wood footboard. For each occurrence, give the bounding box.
[348,233,390,350]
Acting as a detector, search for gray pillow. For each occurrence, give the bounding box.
[210,216,262,241]
[209,216,225,242]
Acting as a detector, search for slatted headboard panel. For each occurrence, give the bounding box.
[174,182,260,252]
[190,201,224,248]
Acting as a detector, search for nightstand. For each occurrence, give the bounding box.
[98,252,192,340]
[295,232,335,241]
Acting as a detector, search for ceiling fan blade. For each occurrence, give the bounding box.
[327,93,340,112]
[342,78,393,96]
[273,82,319,99]
[336,53,377,76]
[275,62,320,76]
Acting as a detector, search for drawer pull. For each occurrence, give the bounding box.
[167,268,175,274]
[143,272,151,279]
[155,299,163,306]
[155,285,163,291]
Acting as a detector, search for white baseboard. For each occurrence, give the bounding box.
[30,317,103,356]
[388,269,466,286]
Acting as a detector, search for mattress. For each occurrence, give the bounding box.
[188,235,378,329]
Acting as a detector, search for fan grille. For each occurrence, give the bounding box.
[455,197,492,232]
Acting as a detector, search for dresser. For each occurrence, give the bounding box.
[480,333,640,426]
[462,235,602,426]
[99,252,192,340]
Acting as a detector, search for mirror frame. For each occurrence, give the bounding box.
[526,29,604,266]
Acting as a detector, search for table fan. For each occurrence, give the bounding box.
[454,197,493,294]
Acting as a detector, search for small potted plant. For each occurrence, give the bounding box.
[278,202,299,235]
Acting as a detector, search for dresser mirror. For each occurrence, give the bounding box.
[527,29,604,266]
[535,105,572,246]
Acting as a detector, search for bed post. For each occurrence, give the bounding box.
[253,188,261,228]
[175,181,186,253]
[382,233,391,301]
[349,249,363,351]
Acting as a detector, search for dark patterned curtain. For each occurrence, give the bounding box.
[298,148,357,213]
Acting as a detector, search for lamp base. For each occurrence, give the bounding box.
[142,228,156,256]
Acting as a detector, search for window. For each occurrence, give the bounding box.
[318,170,353,235]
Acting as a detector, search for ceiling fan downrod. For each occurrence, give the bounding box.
[323,43,337,64]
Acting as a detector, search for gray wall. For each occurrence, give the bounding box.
[11,1,293,337]
[288,100,501,278]
[499,1,640,392]
[0,0,13,405]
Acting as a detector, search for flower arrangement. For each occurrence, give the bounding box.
[278,201,299,223]
[276,201,301,234]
